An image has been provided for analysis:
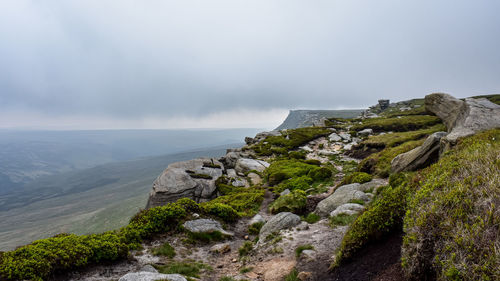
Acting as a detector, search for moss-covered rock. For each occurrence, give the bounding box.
[269,190,307,214]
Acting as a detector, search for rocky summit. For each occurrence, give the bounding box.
[0,93,498,281]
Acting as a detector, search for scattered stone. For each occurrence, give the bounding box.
[146,158,223,208]
[231,178,248,187]
[315,183,371,216]
[249,214,266,225]
[280,189,291,196]
[338,132,351,141]
[297,271,313,281]
[183,219,233,236]
[300,146,314,152]
[391,132,447,173]
[232,258,238,263]
[330,203,365,217]
[300,249,316,261]
[259,212,301,240]
[139,265,158,273]
[244,235,249,240]
[192,213,200,218]
[226,169,238,178]
[118,272,186,281]
[358,128,373,136]
[328,133,342,142]
[235,158,270,174]
[210,243,231,254]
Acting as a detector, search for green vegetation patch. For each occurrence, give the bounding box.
[185,231,225,244]
[302,213,321,224]
[340,172,373,186]
[401,129,500,281]
[269,190,307,214]
[151,241,176,258]
[329,214,359,227]
[265,159,333,191]
[248,222,265,235]
[200,202,239,223]
[155,260,212,278]
[251,127,330,156]
[284,268,300,281]
[238,241,254,257]
[360,124,446,150]
[351,115,441,133]
[358,139,424,178]
[209,187,265,218]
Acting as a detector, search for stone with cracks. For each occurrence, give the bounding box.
[235,158,270,174]
[330,203,365,217]
[183,219,234,236]
[146,158,223,208]
[391,132,447,173]
[315,183,371,216]
[259,212,301,240]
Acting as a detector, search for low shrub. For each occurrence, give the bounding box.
[307,167,332,181]
[284,268,300,281]
[273,176,312,194]
[289,151,307,160]
[200,202,239,223]
[252,127,330,156]
[304,159,321,166]
[269,190,307,214]
[155,260,212,278]
[329,214,358,227]
[351,115,442,133]
[265,159,319,186]
[208,188,265,217]
[303,213,321,224]
[340,172,373,186]
[186,231,224,244]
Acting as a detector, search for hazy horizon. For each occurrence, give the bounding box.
[1,1,499,129]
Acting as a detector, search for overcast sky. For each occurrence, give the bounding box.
[1,0,499,130]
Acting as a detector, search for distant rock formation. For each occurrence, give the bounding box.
[146,158,223,208]
[425,93,500,150]
[275,109,364,130]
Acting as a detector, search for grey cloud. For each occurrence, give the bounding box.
[0,0,499,122]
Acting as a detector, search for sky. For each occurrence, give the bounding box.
[0,0,499,130]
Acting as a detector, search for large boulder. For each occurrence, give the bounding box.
[235,158,270,174]
[259,212,301,240]
[183,218,233,236]
[425,93,500,149]
[315,183,371,216]
[220,149,254,169]
[146,158,223,208]
[330,203,365,217]
[118,272,186,281]
[391,132,447,173]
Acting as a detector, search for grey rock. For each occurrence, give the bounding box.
[329,133,342,142]
[247,172,262,185]
[330,203,365,217]
[235,158,270,174]
[300,146,314,152]
[226,169,237,178]
[358,128,373,136]
[391,132,447,173]
[249,214,265,225]
[425,93,500,149]
[221,151,253,169]
[280,189,291,196]
[119,272,186,281]
[259,212,301,240]
[146,158,223,208]
[210,243,231,254]
[339,132,351,141]
[183,219,233,236]
[300,249,316,261]
[231,178,248,187]
[357,179,387,193]
[315,183,371,216]
[139,265,158,273]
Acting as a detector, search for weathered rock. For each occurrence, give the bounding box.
[358,128,373,136]
[220,150,254,169]
[231,178,248,187]
[297,271,313,281]
[146,158,223,208]
[139,265,158,273]
[259,212,301,240]
[210,243,231,254]
[357,179,387,193]
[280,189,291,196]
[299,146,314,152]
[329,133,342,142]
[235,158,270,174]
[249,214,265,225]
[183,219,233,236]
[259,259,296,281]
[118,272,186,281]
[329,203,365,217]
[425,93,500,149]
[391,132,447,173]
[315,183,371,216]
[226,169,237,178]
[300,249,316,261]
[247,172,262,185]
[339,132,351,141]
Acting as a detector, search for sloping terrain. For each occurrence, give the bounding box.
[275,110,364,130]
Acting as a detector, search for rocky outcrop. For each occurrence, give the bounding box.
[118,272,187,281]
[259,212,301,240]
[330,203,365,217]
[146,158,223,208]
[391,132,447,173]
[234,158,270,174]
[275,110,364,130]
[183,218,233,236]
[220,149,254,169]
[425,93,500,149]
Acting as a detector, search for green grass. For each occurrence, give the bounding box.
[252,127,331,156]
[218,277,237,281]
[470,94,500,105]
[238,241,254,257]
[339,172,373,186]
[265,159,332,190]
[155,260,212,278]
[151,241,175,258]
[284,268,300,281]
[295,244,314,258]
[269,190,307,214]
[248,222,265,235]
[360,124,446,150]
[351,115,442,133]
[401,129,500,280]
[185,231,225,244]
[302,213,321,224]
[207,187,265,218]
[239,266,253,274]
[329,214,358,227]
